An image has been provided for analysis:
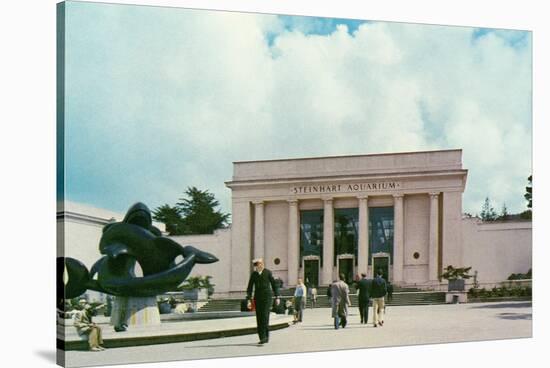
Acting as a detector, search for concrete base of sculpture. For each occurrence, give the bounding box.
[111,296,161,328]
[446,291,468,304]
[59,312,293,351]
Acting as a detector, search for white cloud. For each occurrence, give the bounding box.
[65,5,532,215]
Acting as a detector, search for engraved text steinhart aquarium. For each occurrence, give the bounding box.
[290,182,401,194]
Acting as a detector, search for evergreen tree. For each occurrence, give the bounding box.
[152,204,183,235]
[521,175,533,219]
[525,175,532,209]
[176,187,230,235]
[499,202,509,220]
[480,197,497,221]
[153,187,230,235]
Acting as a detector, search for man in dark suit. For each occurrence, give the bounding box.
[357,273,371,324]
[246,258,280,344]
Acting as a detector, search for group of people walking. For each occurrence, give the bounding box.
[329,270,388,329]
[350,271,388,327]
[245,257,390,344]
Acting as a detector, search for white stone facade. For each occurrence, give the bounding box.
[225,149,468,292]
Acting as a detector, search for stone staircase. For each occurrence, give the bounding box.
[386,291,446,305]
[198,288,446,312]
[392,286,423,293]
[198,299,243,312]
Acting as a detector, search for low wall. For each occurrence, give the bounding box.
[461,218,532,284]
[170,229,232,295]
[474,279,532,290]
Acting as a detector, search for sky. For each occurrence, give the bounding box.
[60,1,532,217]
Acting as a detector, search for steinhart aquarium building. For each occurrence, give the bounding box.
[60,149,532,298]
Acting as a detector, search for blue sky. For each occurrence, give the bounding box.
[60,1,532,217]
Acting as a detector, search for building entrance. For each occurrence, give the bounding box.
[338,258,354,285]
[372,256,389,281]
[303,259,319,288]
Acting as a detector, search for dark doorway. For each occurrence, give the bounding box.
[368,207,394,266]
[338,258,354,285]
[304,259,319,288]
[373,257,389,281]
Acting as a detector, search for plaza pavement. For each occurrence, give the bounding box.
[64,301,532,367]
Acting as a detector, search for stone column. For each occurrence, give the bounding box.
[357,195,369,276]
[322,197,334,285]
[392,194,404,284]
[229,200,252,293]
[253,201,264,261]
[429,192,440,282]
[287,200,299,287]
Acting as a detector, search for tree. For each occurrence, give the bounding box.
[525,175,532,209]
[177,187,230,235]
[521,175,532,219]
[480,197,497,221]
[153,187,230,235]
[152,204,183,235]
[498,202,509,220]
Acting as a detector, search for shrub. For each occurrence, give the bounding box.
[179,275,215,296]
[468,286,531,299]
[441,265,472,281]
[507,268,532,280]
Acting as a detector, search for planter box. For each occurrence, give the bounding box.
[159,302,172,314]
[445,291,468,304]
[448,279,465,291]
[183,288,208,301]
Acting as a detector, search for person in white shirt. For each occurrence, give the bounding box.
[293,278,307,323]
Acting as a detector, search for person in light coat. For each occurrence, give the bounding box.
[331,273,351,329]
[310,286,318,308]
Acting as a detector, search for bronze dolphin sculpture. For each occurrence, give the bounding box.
[58,202,218,299]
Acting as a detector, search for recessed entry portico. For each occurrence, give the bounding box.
[225,149,468,290]
[299,204,394,285]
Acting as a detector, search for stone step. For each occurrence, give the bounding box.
[198,291,447,312]
[393,287,423,292]
[280,286,424,296]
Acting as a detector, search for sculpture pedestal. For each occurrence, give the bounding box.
[111,296,161,328]
[446,291,468,304]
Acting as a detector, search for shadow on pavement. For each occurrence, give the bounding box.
[498,312,532,320]
[185,343,262,349]
[301,325,369,331]
[469,302,532,309]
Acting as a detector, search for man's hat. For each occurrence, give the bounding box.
[252,258,263,265]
